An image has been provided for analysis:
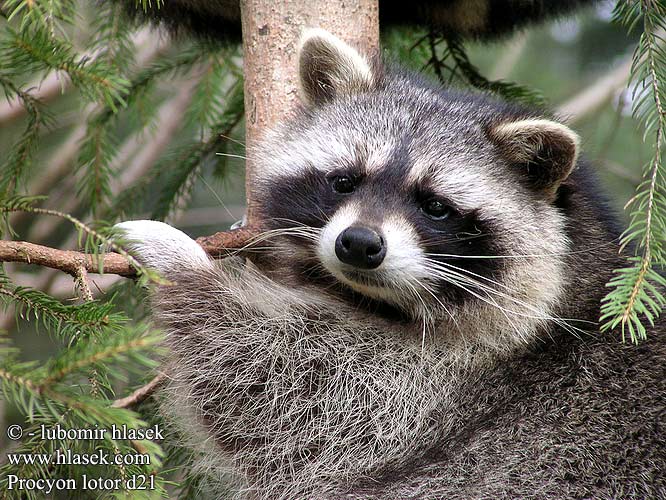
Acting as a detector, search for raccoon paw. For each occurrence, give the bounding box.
[113,220,211,273]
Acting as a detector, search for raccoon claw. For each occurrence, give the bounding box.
[112,220,211,273]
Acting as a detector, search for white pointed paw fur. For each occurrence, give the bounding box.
[113,220,211,273]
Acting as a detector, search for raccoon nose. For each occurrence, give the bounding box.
[335,226,386,269]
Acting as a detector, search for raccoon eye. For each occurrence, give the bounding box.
[422,199,452,220]
[330,175,355,194]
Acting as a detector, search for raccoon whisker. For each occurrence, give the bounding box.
[411,276,461,336]
[426,261,592,335]
[422,262,556,327]
[257,225,319,236]
[421,263,513,300]
[263,215,330,229]
[427,272,531,339]
[262,228,320,240]
[421,265,590,340]
[422,259,545,307]
[417,234,488,246]
[424,266,559,321]
[422,258,513,293]
[313,206,332,224]
[424,252,526,260]
[405,273,449,315]
[266,217,322,229]
[233,245,287,251]
[470,286,526,344]
[232,235,315,254]
[418,268,582,331]
[214,152,248,161]
[296,264,347,296]
[194,172,236,219]
[217,132,246,148]
[423,261,527,312]
[403,278,430,313]
[299,262,331,281]
[421,315,427,352]
[422,269,525,340]
[422,259,595,329]
[415,295,432,351]
[243,227,320,248]
[420,233,489,244]
[424,270,518,323]
[399,277,434,349]
[423,239,620,260]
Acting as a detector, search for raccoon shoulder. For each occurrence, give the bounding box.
[118,0,601,42]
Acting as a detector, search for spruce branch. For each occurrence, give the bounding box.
[108,74,245,222]
[0,75,51,197]
[152,79,245,221]
[72,44,215,218]
[0,364,131,424]
[96,40,213,123]
[423,32,547,108]
[601,1,666,342]
[3,0,75,35]
[0,2,239,492]
[0,26,163,128]
[2,27,130,109]
[0,285,119,338]
[37,333,160,389]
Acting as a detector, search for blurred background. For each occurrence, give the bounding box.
[0,0,647,477]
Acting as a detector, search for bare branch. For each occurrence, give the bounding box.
[557,57,631,125]
[112,372,167,408]
[74,266,94,302]
[0,226,261,277]
[488,33,528,81]
[0,240,136,276]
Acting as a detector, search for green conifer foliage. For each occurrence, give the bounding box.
[0,0,664,496]
[0,0,244,496]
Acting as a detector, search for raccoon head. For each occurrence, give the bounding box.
[251,29,579,345]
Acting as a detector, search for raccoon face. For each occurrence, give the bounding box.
[252,29,579,327]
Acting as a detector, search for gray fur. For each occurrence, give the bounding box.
[117,31,666,499]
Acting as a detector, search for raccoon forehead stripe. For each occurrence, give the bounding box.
[359,138,398,174]
[255,126,354,178]
[406,156,501,212]
[257,124,399,178]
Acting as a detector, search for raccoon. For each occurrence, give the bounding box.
[117,0,601,42]
[115,29,666,499]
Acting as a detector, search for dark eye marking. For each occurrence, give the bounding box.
[421,198,453,220]
[329,175,356,194]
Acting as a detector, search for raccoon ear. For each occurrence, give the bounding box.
[487,119,580,198]
[298,28,374,107]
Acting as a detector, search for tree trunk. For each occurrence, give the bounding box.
[240,0,380,223]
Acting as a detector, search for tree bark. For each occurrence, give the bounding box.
[239,0,380,222]
[0,226,260,277]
